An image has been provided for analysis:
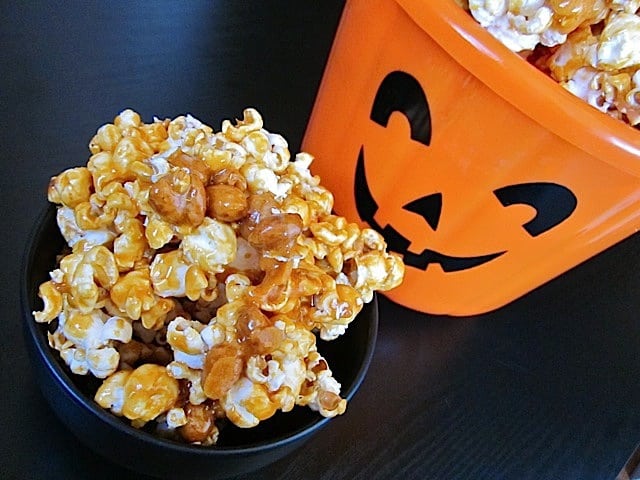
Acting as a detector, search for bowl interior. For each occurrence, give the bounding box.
[22,204,378,451]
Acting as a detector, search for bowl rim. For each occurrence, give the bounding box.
[21,203,379,455]
[395,0,640,177]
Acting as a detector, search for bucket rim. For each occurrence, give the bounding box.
[394,0,640,177]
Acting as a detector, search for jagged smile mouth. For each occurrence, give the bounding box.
[354,147,505,272]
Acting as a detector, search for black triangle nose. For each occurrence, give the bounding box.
[403,193,442,231]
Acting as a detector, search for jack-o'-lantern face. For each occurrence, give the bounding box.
[302,0,640,315]
[330,68,591,315]
[357,71,577,273]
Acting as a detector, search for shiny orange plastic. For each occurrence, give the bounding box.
[302,0,640,315]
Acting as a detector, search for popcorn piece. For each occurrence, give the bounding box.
[166,407,188,429]
[224,273,252,302]
[111,270,153,319]
[56,206,116,248]
[285,153,335,221]
[140,297,175,331]
[122,364,179,424]
[32,280,63,323]
[311,284,364,341]
[298,351,347,418]
[87,135,153,195]
[73,194,117,232]
[345,229,406,302]
[59,345,120,378]
[144,214,175,249]
[150,250,210,301]
[94,370,131,415]
[167,361,207,405]
[113,218,147,271]
[245,332,307,402]
[61,310,131,349]
[597,12,640,70]
[58,246,119,313]
[166,114,214,151]
[221,377,279,428]
[180,217,237,273]
[48,167,93,208]
[166,317,208,369]
[49,307,132,378]
[221,107,263,142]
[610,0,640,13]
[96,364,179,425]
[241,162,293,198]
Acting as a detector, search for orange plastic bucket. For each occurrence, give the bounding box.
[303,0,640,316]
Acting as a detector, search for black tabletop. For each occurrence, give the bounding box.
[3,2,640,480]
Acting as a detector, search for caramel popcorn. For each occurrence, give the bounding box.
[461,0,640,127]
[32,108,405,445]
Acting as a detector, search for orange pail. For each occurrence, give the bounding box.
[303,0,640,315]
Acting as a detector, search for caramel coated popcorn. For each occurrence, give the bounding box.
[460,0,640,127]
[33,108,405,445]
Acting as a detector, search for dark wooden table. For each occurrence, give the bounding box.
[3,2,640,479]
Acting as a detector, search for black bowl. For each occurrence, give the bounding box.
[21,204,378,480]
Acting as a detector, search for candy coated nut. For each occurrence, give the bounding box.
[318,390,342,411]
[250,326,286,355]
[212,167,248,191]
[180,402,218,444]
[247,213,302,255]
[202,344,244,400]
[234,303,270,341]
[149,169,206,227]
[206,184,248,222]
[170,152,211,184]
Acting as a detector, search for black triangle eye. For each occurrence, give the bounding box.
[494,182,577,237]
[403,193,442,231]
